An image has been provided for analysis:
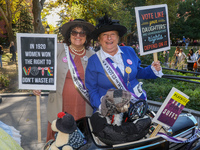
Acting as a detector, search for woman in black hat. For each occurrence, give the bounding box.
[85,15,163,113]
[33,19,95,142]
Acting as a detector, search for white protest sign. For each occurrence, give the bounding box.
[17,33,57,90]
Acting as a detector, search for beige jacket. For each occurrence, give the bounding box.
[47,43,94,123]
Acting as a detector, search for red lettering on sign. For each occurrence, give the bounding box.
[141,13,154,20]
[154,11,164,18]
[144,43,158,51]
[159,42,164,47]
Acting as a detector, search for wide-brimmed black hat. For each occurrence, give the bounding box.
[92,15,127,40]
[56,112,77,134]
[60,19,95,37]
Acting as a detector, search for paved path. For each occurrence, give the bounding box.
[0,93,200,150]
[0,93,48,150]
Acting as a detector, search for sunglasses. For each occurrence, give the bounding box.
[71,30,86,37]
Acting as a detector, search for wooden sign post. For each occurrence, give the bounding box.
[135,4,181,137]
[153,53,158,62]
[17,33,57,142]
[36,95,41,142]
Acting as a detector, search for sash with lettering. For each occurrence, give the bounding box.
[64,44,91,107]
[96,50,147,104]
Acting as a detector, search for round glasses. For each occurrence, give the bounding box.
[71,30,86,37]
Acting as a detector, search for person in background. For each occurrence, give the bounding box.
[187,49,196,71]
[193,40,198,50]
[174,46,180,66]
[163,50,169,67]
[94,41,100,52]
[185,38,190,50]
[85,15,163,112]
[182,36,186,46]
[178,48,186,64]
[195,49,200,72]
[0,45,3,68]
[10,41,16,62]
[119,42,125,46]
[33,19,95,142]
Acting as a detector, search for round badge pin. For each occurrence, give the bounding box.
[62,57,67,63]
[127,59,132,65]
[125,66,132,74]
[83,56,88,62]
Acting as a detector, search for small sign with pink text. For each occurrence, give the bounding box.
[152,87,189,128]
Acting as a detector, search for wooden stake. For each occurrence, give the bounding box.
[153,52,158,62]
[150,52,161,138]
[36,95,41,142]
[150,124,162,138]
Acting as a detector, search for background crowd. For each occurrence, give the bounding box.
[173,46,200,72]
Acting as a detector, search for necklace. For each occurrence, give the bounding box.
[69,45,86,56]
[69,45,85,52]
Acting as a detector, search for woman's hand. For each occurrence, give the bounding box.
[33,90,41,96]
[152,61,161,71]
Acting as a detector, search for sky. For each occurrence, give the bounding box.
[46,13,60,27]
[45,0,61,27]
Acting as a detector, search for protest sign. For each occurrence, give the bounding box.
[150,87,189,138]
[135,4,170,56]
[17,33,57,90]
[17,33,57,142]
[153,87,189,128]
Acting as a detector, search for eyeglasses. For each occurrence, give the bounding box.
[71,30,86,37]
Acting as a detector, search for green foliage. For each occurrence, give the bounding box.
[141,69,200,111]
[122,0,146,31]
[16,8,33,33]
[171,0,200,40]
[138,53,153,65]
[146,0,180,26]
[43,0,132,31]
[0,73,10,87]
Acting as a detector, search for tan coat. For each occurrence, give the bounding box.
[47,43,94,123]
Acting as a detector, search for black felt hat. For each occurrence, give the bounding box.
[60,19,95,37]
[56,112,77,134]
[92,15,127,40]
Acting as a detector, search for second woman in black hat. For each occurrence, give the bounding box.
[85,15,163,113]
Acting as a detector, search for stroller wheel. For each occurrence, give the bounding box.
[43,139,54,150]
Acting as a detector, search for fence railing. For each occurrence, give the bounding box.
[141,64,200,84]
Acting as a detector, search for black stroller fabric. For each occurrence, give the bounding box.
[90,112,151,145]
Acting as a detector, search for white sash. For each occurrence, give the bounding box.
[64,44,91,106]
[96,51,146,103]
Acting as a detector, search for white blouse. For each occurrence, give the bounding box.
[187,53,196,63]
[100,46,163,78]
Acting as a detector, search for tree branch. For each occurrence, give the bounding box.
[40,0,46,9]
[0,5,9,26]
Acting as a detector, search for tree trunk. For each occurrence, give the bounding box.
[0,0,15,43]
[32,0,45,33]
[6,25,15,43]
